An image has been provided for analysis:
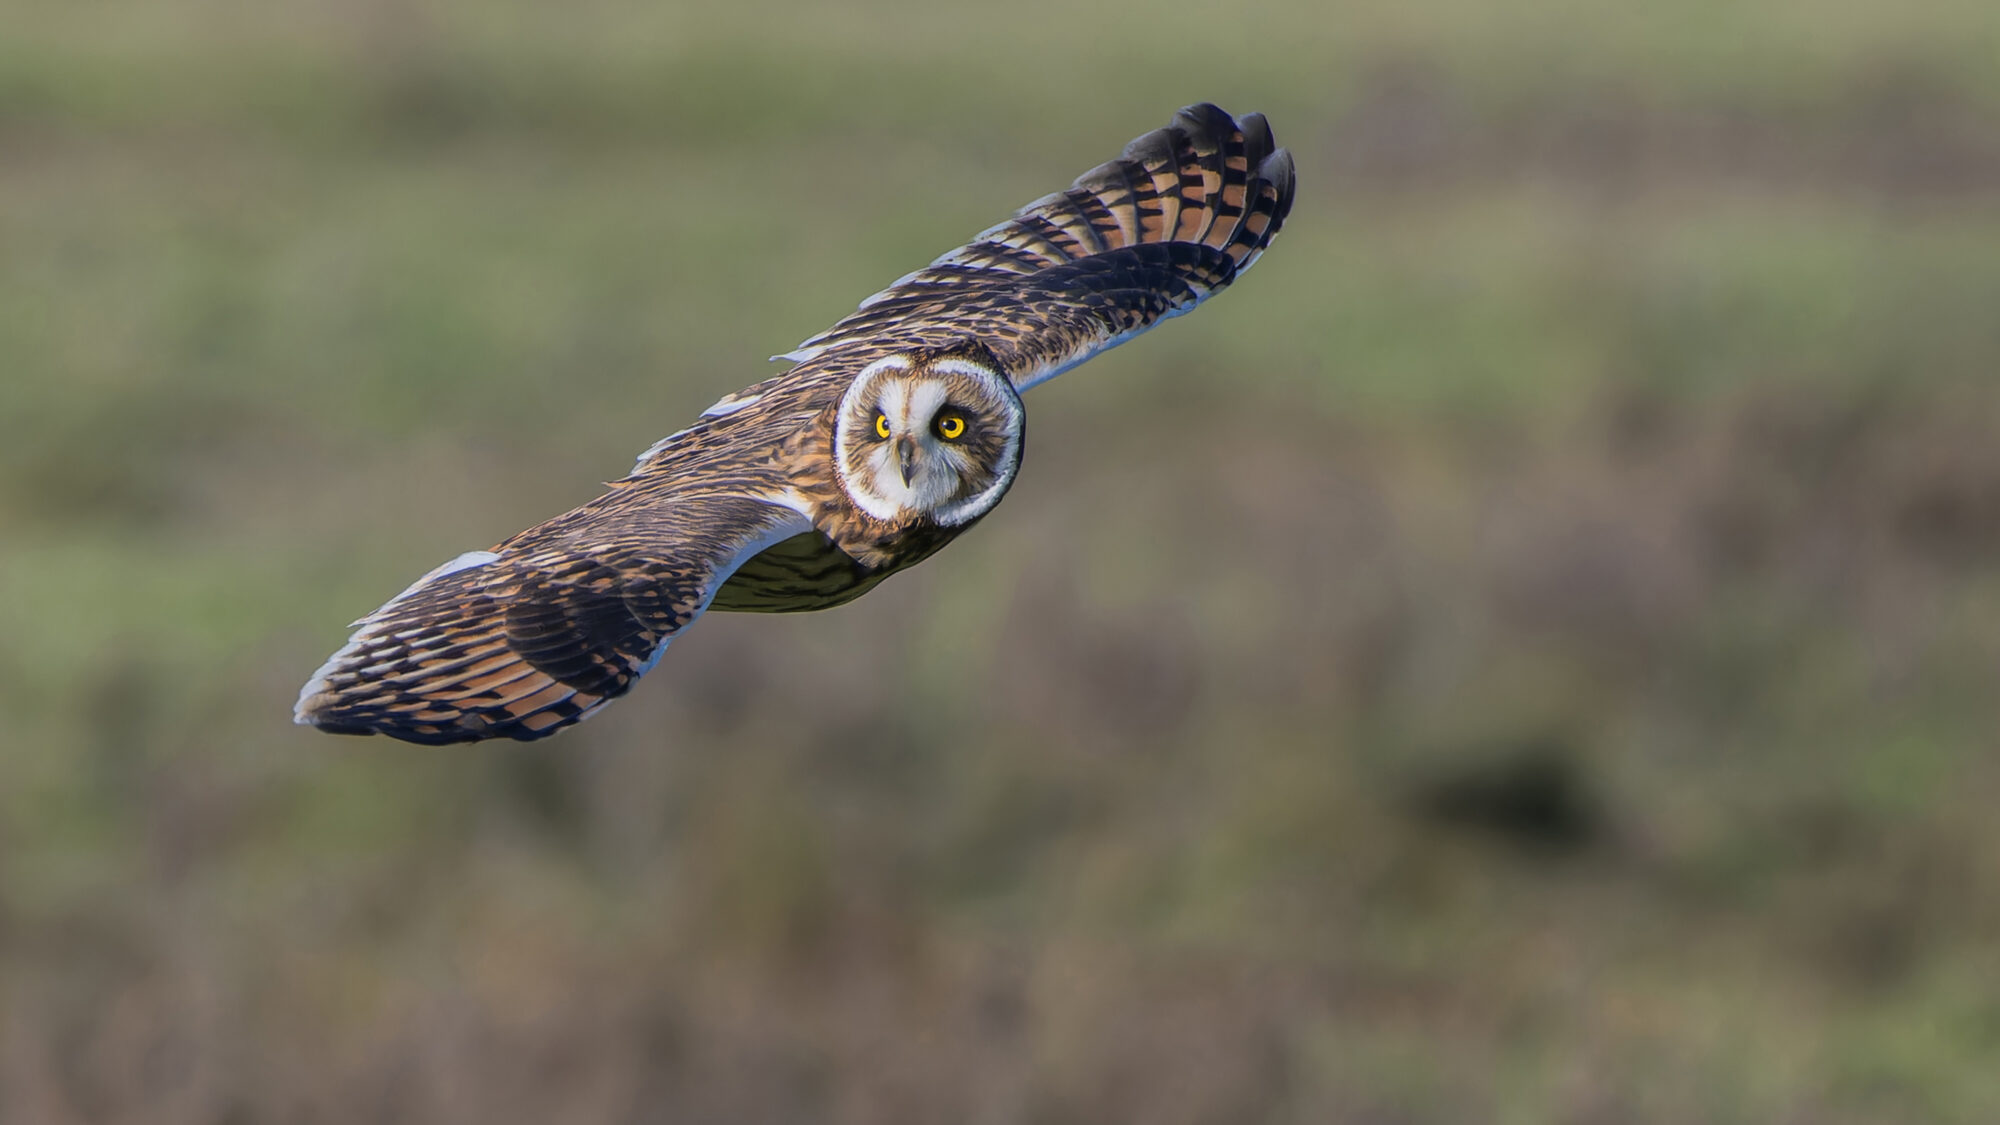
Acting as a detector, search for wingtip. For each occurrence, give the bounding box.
[1262,145,1298,231]
[1238,111,1276,161]
[294,638,355,727]
[1172,102,1238,139]
[293,651,390,738]
[293,681,373,737]
[293,709,378,738]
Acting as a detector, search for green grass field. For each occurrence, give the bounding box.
[5,1,1999,1120]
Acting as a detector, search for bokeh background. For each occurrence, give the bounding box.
[5,0,1999,1120]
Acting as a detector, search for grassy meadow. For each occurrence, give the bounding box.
[4,0,2000,1120]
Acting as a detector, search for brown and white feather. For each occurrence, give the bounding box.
[296,104,1294,743]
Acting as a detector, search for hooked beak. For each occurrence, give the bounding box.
[895,437,918,487]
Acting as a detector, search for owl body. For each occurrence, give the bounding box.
[609,339,1018,597]
[298,104,1293,743]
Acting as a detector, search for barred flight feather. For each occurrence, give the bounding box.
[776,103,1294,392]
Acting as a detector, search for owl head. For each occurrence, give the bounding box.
[833,342,1025,527]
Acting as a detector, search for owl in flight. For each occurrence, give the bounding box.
[296,104,1295,743]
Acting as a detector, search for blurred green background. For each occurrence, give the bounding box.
[5,0,1999,1120]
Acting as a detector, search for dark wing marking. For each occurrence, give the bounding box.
[295,494,810,744]
[776,104,1295,391]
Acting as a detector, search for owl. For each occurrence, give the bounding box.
[296,104,1295,743]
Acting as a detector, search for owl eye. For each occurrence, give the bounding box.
[934,412,967,441]
[873,412,891,440]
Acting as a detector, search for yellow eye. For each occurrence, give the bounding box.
[935,413,966,441]
[874,412,891,440]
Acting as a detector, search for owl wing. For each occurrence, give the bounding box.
[766,103,1295,394]
[294,491,810,744]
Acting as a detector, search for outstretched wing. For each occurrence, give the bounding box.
[772,103,1295,392]
[295,493,809,744]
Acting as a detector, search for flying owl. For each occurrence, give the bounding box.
[296,104,1295,744]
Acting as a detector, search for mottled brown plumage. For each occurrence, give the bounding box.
[297,104,1294,743]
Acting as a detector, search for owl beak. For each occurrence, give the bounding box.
[896,437,918,486]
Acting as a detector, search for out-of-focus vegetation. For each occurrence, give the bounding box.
[4,0,1999,1120]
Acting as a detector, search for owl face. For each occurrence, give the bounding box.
[834,347,1024,527]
